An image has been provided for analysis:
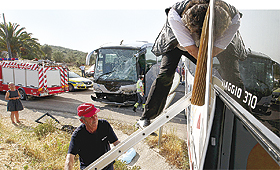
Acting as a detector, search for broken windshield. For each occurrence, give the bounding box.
[94,48,138,82]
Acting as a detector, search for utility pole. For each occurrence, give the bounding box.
[2,13,12,58]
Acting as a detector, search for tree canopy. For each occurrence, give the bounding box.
[41,44,52,60]
[0,21,91,66]
[0,22,44,59]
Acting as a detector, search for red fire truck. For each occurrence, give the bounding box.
[0,58,69,99]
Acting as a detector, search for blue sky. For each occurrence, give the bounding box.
[1,0,279,63]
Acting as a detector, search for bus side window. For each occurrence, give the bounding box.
[138,54,145,75]
[273,63,280,89]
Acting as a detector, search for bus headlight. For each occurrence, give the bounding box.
[120,84,136,94]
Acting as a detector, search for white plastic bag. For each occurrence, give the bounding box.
[118,148,136,164]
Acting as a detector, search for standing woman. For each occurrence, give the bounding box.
[5,82,24,124]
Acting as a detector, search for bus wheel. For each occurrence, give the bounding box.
[68,84,75,92]
[18,89,27,100]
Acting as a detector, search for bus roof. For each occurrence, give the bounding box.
[247,49,280,65]
[86,41,153,65]
[247,49,271,60]
[98,41,153,50]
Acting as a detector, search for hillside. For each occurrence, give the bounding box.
[46,45,96,66]
[50,45,87,57]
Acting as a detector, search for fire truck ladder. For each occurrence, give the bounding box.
[85,92,192,170]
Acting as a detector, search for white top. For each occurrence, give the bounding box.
[168,8,240,50]
[79,65,85,70]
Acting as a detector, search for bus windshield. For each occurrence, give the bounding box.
[94,48,138,81]
[239,56,274,94]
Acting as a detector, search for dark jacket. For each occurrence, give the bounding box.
[151,0,190,56]
[151,0,241,57]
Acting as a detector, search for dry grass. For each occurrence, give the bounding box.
[114,160,141,170]
[0,116,140,170]
[147,133,189,169]
[0,114,189,169]
[109,120,137,136]
[0,117,80,170]
[147,130,190,169]
[111,120,190,170]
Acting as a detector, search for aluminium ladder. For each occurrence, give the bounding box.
[85,92,192,170]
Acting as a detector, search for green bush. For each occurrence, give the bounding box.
[114,160,141,170]
[33,119,57,139]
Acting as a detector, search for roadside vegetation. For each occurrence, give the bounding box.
[0,115,189,170]
[110,119,190,169]
[0,22,43,59]
[0,116,138,170]
[0,117,79,169]
[0,21,95,67]
[147,132,189,169]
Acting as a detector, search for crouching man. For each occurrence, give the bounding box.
[65,103,120,170]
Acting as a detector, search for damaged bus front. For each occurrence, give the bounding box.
[86,42,160,105]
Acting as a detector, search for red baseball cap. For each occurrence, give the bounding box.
[77,103,100,117]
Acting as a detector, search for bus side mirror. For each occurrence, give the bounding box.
[134,48,147,58]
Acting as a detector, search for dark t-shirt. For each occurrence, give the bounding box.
[68,119,118,169]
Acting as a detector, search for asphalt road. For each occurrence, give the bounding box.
[0,84,187,125]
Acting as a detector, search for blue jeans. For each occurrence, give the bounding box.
[81,70,85,77]
[136,93,146,106]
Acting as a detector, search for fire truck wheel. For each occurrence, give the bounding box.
[18,89,27,100]
[68,84,75,92]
